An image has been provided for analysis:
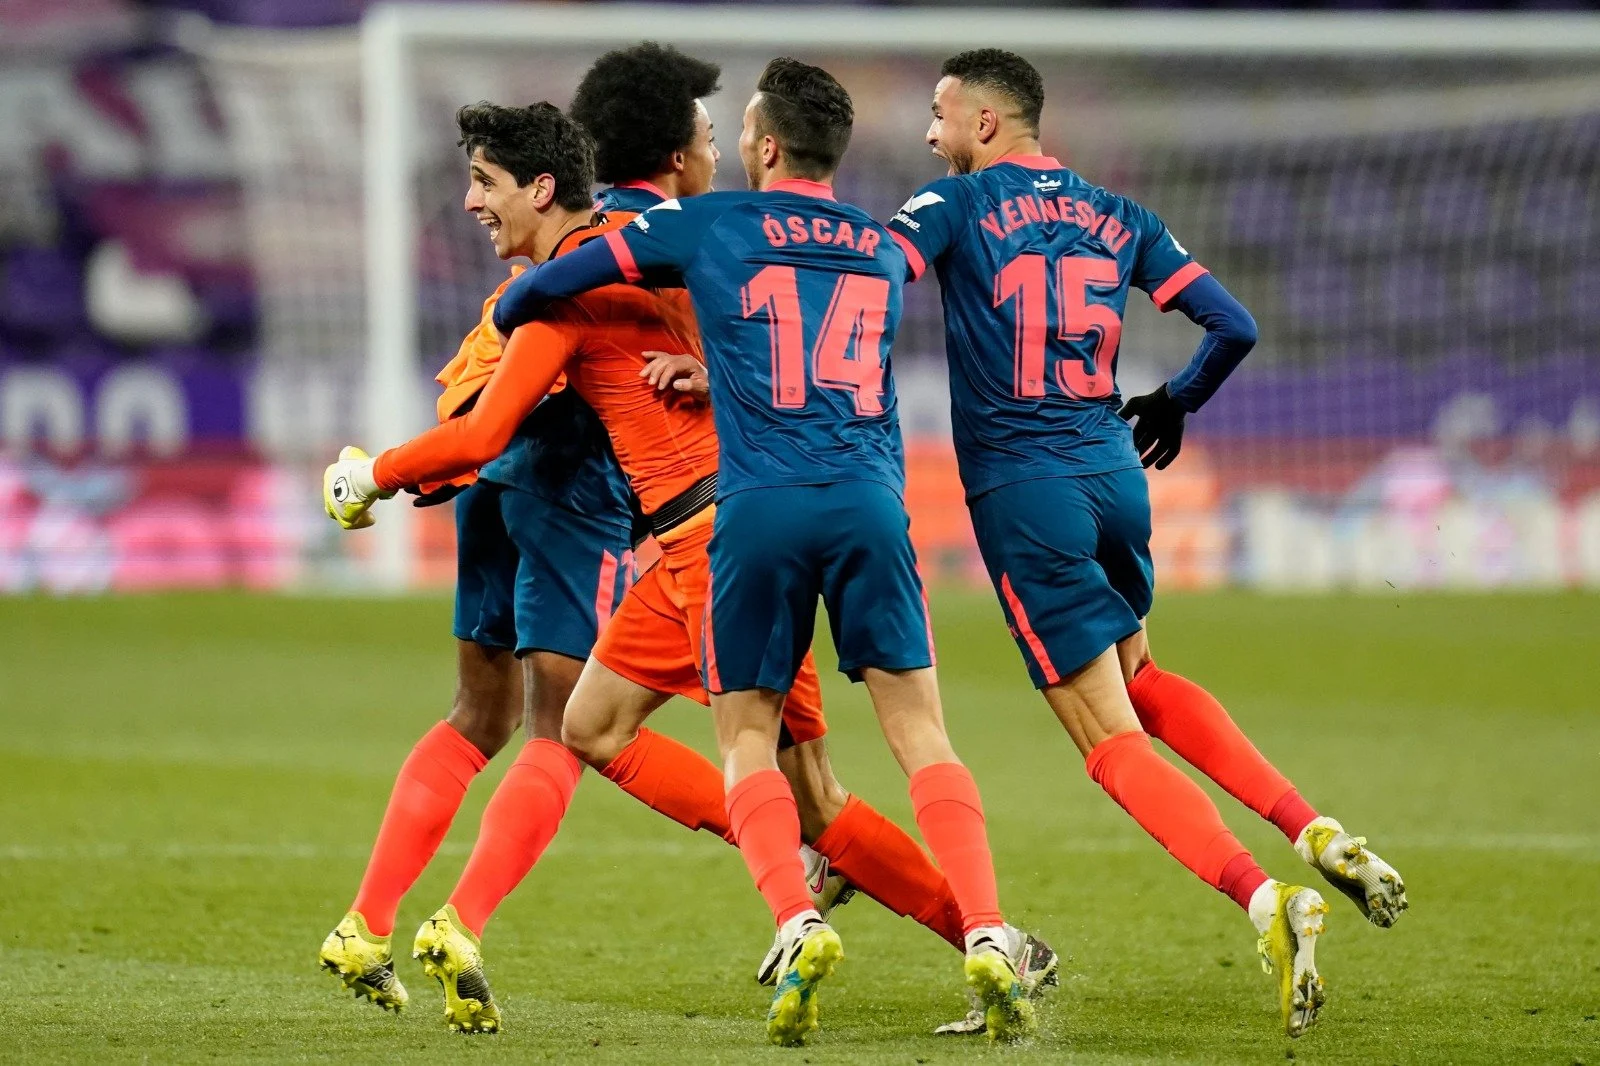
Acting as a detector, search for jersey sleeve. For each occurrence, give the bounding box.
[373,316,580,492]
[1124,198,1209,311]
[884,176,967,282]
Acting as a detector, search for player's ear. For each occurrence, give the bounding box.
[670,148,687,174]
[527,173,557,210]
[976,105,1000,145]
[761,134,780,170]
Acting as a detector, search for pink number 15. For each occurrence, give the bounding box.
[993,253,1122,400]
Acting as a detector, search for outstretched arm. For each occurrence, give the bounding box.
[1120,274,1256,469]
[372,321,575,492]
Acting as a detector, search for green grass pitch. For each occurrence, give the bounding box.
[2,590,1596,1064]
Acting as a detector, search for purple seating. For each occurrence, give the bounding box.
[1,247,86,340]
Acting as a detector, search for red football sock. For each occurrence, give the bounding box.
[600,728,735,843]
[813,795,964,950]
[446,739,583,938]
[1127,663,1319,842]
[726,769,813,927]
[908,762,1003,935]
[351,720,488,937]
[1085,730,1268,913]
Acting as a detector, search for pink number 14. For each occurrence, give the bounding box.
[741,265,888,415]
[993,253,1122,400]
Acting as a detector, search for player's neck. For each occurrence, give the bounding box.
[759,166,833,193]
[973,136,1044,171]
[525,207,593,264]
[632,173,681,201]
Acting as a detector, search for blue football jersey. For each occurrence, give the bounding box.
[609,180,909,499]
[886,155,1207,498]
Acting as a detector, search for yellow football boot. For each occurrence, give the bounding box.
[413,905,500,1034]
[766,917,844,1047]
[1254,882,1330,1037]
[319,911,407,1011]
[963,930,1038,1044]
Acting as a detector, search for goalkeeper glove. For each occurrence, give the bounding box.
[1118,384,1186,470]
[323,445,393,529]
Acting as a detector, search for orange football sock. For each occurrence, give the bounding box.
[600,728,735,843]
[1128,663,1319,842]
[1085,730,1268,913]
[813,795,965,949]
[351,720,488,937]
[908,762,1003,935]
[446,739,583,938]
[726,769,813,927]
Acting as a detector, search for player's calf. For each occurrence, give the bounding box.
[1295,817,1409,927]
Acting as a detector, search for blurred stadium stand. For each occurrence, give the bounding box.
[1,0,1597,592]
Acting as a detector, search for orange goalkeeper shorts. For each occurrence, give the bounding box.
[591,512,827,746]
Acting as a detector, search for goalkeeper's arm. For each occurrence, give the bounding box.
[370,322,575,494]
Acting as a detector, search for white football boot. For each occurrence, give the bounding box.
[1295,817,1409,927]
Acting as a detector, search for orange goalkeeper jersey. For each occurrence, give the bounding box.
[374,214,719,516]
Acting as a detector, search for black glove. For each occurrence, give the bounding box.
[1118,383,1186,470]
[405,482,467,508]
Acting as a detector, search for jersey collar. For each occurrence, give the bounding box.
[551,213,604,258]
[613,178,670,202]
[986,153,1064,170]
[767,178,837,200]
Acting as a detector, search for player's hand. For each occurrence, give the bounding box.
[1119,384,1186,470]
[405,482,468,508]
[640,352,709,398]
[322,445,393,529]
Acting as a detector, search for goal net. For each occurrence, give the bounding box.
[198,7,1600,591]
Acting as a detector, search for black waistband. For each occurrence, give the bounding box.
[650,473,717,537]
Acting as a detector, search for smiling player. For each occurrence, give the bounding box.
[884,49,1409,1038]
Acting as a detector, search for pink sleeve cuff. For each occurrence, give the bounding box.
[1151,262,1208,311]
[889,229,927,281]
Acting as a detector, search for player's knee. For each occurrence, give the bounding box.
[560,712,626,770]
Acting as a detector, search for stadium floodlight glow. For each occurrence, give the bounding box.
[203,5,1600,590]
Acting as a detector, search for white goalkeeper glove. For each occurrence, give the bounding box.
[323,445,393,529]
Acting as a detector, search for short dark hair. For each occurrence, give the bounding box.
[752,57,853,180]
[456,101,595,211]
[940,49,1044,135]
[570,43,721,185]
